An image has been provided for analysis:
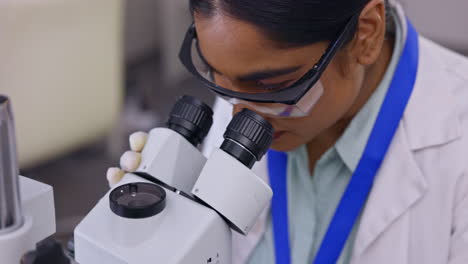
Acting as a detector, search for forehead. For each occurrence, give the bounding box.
[193,14,324,75]
[194,14,277,60]
[196,14,274,44]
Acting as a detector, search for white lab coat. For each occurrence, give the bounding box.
[202,2,468,263]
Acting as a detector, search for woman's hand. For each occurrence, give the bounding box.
[106,131,148,187]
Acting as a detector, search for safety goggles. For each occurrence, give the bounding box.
[179,13,359,117]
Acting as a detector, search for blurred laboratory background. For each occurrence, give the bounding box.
[0,0,467,246]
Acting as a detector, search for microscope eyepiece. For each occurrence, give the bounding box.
[221,109,274,168]
[167,95,213,146]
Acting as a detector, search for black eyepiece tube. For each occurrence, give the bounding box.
[221,109,274,168]
[167,95,214,146]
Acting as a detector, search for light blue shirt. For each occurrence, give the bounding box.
[248,9,404,264]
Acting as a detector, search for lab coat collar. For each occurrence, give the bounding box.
[351,122,427,258]
[403,40,462,150]
[387,1,460,152]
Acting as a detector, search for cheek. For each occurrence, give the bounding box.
[318,62,365,116]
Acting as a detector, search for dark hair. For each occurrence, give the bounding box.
[190,0,388,48]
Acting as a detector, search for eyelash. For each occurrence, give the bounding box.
[256,80,293,91]
[209,68,293,92]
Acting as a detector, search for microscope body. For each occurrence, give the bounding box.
[75,100,232,263]
[74,148,271,264]
[75,174,232,264]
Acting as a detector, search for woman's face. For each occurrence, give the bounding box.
[194,14,367,152]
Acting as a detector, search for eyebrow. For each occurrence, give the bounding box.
[196,42,303,82]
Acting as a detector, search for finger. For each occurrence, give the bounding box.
[120,151,142,172]
[129,131,148,152]
[107,167,125,187]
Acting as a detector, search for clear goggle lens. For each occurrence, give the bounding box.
[220,81,324,118]
[191,39,324,117]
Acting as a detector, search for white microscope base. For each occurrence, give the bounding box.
[0,176,56,264]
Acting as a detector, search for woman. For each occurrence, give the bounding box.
[108,0,468,263]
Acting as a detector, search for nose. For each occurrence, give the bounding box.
[232,103,245,115]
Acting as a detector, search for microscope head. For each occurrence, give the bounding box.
[74,100,276,264]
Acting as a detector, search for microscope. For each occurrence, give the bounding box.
[0,95,57,263]
[74,96,274,264]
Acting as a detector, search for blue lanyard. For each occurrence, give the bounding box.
[267,18,419,264]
